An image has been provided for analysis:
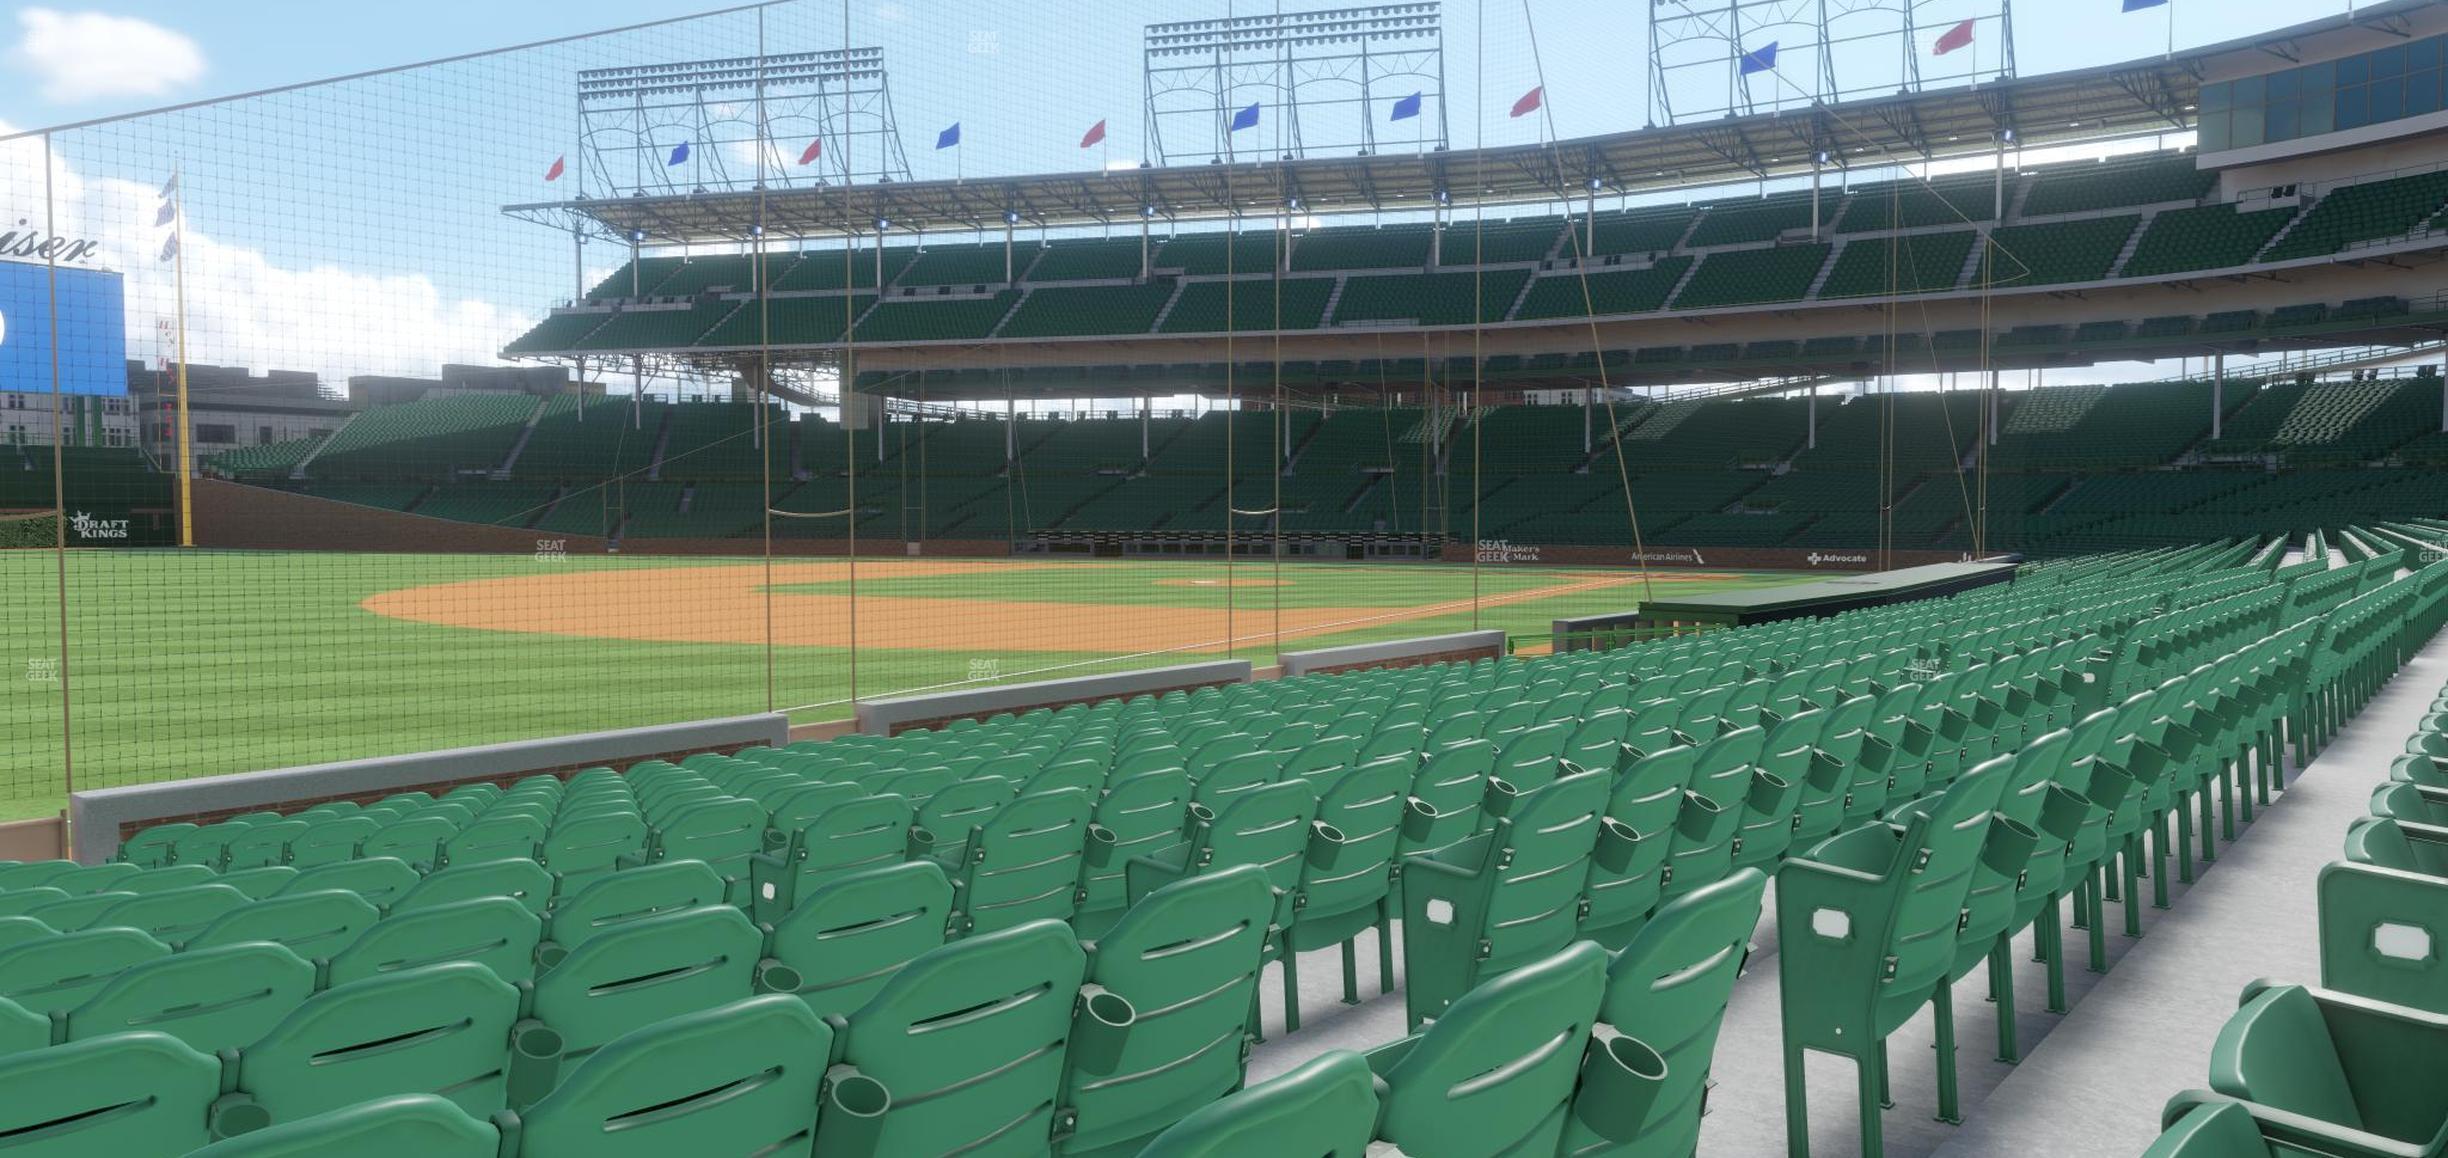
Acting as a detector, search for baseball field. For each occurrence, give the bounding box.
[2,549,1805,819]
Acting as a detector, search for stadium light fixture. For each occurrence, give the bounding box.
[1004,210,1021,225]
[876,217,891,231]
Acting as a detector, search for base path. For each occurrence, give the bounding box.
[360,559,1699,654]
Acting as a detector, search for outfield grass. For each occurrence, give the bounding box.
[1,549,1801,819]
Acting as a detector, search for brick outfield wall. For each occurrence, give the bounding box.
[188,482,1969,570]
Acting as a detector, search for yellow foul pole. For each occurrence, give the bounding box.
[172,164,192,548]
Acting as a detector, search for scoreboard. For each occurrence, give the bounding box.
[0,258,128,397]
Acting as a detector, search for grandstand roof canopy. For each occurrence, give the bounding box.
[503,2,2428,246]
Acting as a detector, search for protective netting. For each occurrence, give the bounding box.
[6,0,2442,819]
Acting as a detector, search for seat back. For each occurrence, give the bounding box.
[184,1094,498,1158]
[362,815,456,869]
[0,1031,216,1156]
[542,859,727,963]
[2138,1101,2273,1158]
[1373,940,1610,1158]
[763,860,954,1021]
[1062,866,1274,1156]
[652,797,766,877]
[950,787,1097,935]
[285,817,380,868]
[442,815,545,868]
[514,996,832,1158]
[327,896,543,988]
[187,890,382,963]
[1081,769,1194,919]
[530,903,760,1058]
[0,925,173,1015]
[539,812,648,888]
[1881,761,2013,1006]
[93,883,252,946]
[817,920,1087,1158]
[278,858,420,909]
[914,777,1014,863]
[1133,1049,1379,1158]
[756,795,914,920]
[393,857,555,916]
[228,962,520,1127]
[1293,760,1408,934]
[1563,870,1768,1156]
[1479,768,1612,974]
[2207,984,2362,1130]
[65,941,315,1054]
[1582,745,1699,942]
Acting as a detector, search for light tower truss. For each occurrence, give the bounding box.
[577,47,912,200]
[1144,3,1448,167]
[1648,0,2016,134]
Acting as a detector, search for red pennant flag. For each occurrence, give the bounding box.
[1933,19,1975,55]
[798,138,822,165]
[544,155,565,182]
[1509,85,1544,118]
[1080,119,1107,148]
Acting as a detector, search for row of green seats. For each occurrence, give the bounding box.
[2145,551,2448,1156]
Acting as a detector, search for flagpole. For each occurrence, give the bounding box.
[173,162,193,549]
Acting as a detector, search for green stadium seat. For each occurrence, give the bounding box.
[0,1031,218,1157]
[1278,759,1407,1027]
[2162,981,2448,1157]
[1776,762,2012,1155]
[1134,1049,1379,1158]
[1058,865,1275,1156]
[1398,766,1609,1028]
[186,888,382,963]
[327,895,543,988]
[934,786,1099,936]
[749,795,915,923]
[757,860,953,1019]
[2141,1101,2279,1158]
[396,856,554,915]
[187,1095,500,1158]
[1367,940,1610,1157]
[0,993,45,1057]
[1563,868,1770,1155]
[278,857,419,909]
[812,919,1109,1156]
[64,940,315,1053]
[213,963,523,1136]
[1077,768,1194,935]
[509,995,832,1158]
[515,904,762,1104]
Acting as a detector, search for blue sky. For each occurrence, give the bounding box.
[0,0,2375,391]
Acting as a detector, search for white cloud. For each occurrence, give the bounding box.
[11,8,204,104]
[0,124,535,390]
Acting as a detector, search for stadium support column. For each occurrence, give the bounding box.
[1810,159,1821,236]
[1140,216,1151,279]
[1003,217,1014,284]
[1583,388,1592,453]
[2213,353,2224,440]
[1141,396,1151,458]
[1808,383,1817,449]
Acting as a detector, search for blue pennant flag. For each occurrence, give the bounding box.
[1390,91,1422,121]
[1740,41,1778,75]
[936,122,961,149]
[667,141,690,166]
[1230,102,1260,132]
[2121,0,2168,9]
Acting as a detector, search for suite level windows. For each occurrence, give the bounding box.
[2200,33,2448,151]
